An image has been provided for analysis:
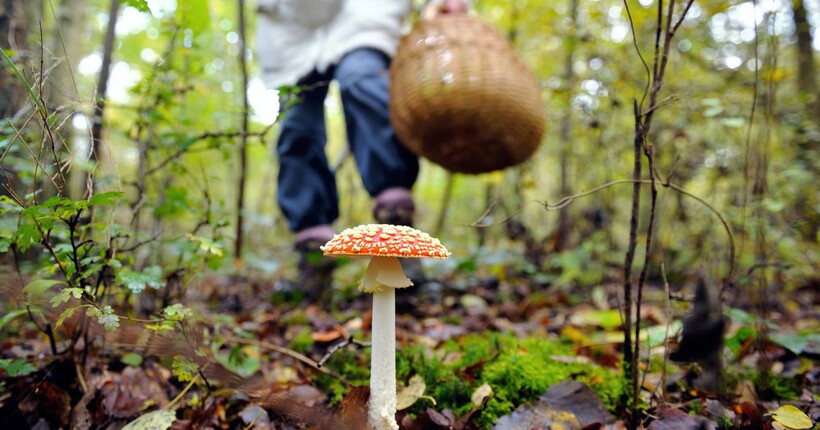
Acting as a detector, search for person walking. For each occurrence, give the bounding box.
[256,0,467,298]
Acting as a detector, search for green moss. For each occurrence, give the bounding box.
[314,332,624,426]
[289,327,314,354]
[400,332,623,427]
[475,335,622,427]
[314,348,371,404]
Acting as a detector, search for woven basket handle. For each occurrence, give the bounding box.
[421,0,469,21]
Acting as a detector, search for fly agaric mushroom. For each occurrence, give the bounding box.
[321,224,450,430]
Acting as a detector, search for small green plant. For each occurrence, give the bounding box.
[0,358,37,377]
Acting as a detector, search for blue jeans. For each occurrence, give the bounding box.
[276,48,419,233]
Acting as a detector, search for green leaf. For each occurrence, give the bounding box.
[117,266,163,294]
[97,313,120,331]
[88,191,124,207]
[121,352,144,367]
[56,306,82,327]
[0,358,37,377]
[0,309,28,333]
[171,356,199,382]
[23,279,65,302]
[96,306,120,331]
[121,0,151,13]
[50,287,85,307]
[122,409,176,430]
[569,309,623,330]
[16,221,42,252]
[770,332,820,356]
[162,304,193,321]
[177,0,210,35]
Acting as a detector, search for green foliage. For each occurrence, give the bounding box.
[162,304,194,321]
[289,327,315,354]
[117,266,163,294]
[122,0,151,13]
[473,335,622,427]
[87,306,121,332]
[216,344,260,378]
[0,358,37,377]
[314,348,371,404]
[121,352,144,367]
[171,355,200,382]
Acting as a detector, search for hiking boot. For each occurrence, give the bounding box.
[373,187,415,227]
[295,238,337,302]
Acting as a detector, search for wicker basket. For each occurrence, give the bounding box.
[390,14,545,174]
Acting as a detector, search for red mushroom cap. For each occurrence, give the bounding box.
[321,224,450,259]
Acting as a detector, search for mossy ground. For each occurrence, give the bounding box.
[316,331,624,427]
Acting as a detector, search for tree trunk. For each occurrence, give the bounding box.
[0,0,40,118]
[791,0,818,117]
[47,0,88,199]
[1,0,42,199]
[234,0,249,262]
[87,0,120,201]
[46,0,86,109]
[554,0,579,252]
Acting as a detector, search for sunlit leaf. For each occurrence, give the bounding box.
[23,279,65,302]
[88,191,124,206]
[121,352,144,367]
[396,374,433,410]
[766,405,813,429]
[50,287,85,307]
[122,409,176,430]
[471,382,493,406]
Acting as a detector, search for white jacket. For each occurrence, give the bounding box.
[255,0,412,89]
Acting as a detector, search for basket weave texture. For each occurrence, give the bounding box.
[390,14,545,174]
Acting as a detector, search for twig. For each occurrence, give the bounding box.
[234,0,250,261]
[142,127,274,178]
[222,335,343,381]
[317,336,371,368]
[622,100,643,416]
[660,263,671,406]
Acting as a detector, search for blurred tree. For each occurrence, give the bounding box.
[0,0,42,118]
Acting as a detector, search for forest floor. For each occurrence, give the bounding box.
[1,256,818,430]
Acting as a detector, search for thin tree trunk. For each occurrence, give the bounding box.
[554,0,579,252]
[791,0,818,117]
[0,0,40,118]
[47,0,87,199]
[87,0,120,201]
[234,0,249,261]
[434,172,455,238]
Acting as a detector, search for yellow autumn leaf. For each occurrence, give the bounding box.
[766,405,813,430]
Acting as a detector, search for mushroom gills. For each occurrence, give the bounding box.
[360,256,413,293]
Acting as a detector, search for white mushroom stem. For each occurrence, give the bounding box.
[369,288,398,430]
[362,256,412,430]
